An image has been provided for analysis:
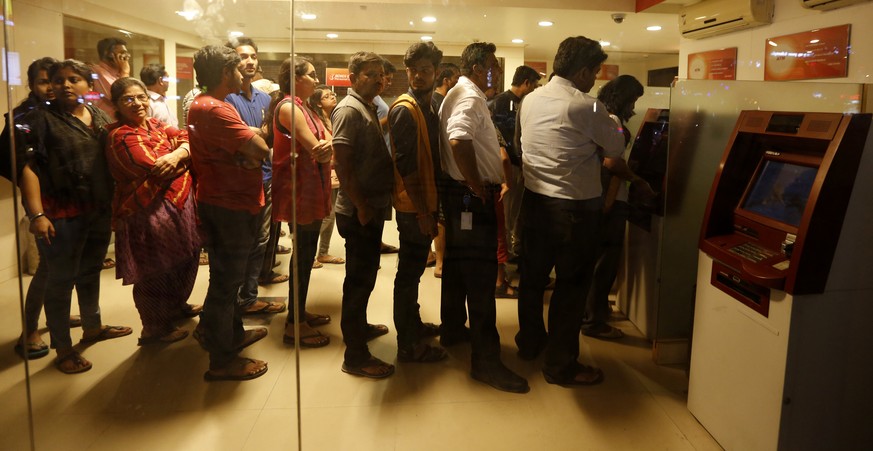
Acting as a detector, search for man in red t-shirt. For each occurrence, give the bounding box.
[187,45,272,381]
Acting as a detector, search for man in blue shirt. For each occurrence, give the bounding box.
[225,36,287,315]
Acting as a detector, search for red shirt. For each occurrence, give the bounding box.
[105,118,193,223]
[187,94,263,213]
[272,96,331,225]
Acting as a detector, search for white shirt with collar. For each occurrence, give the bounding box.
[147,89,179,128]
[519,75,625,201]
[438,75,504,184]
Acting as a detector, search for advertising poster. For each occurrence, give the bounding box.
[176,57,193,80]
[688,48,737,80]
[596,64,619,81]
[765,24,850,81]
[326,68,351,87]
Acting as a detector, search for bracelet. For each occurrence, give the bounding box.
[29,212,46,222]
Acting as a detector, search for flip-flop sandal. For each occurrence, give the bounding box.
[199,251,209,265]
[495,284,519,299]
[236,328,268,351]
[305,311,331,327]
[138,329,189,346]
[101,258,116,270]
[80,325,133,343]
[15,341,50,360]
[55,351,92,374]
[257,272,290,285]
[179,304,203,318]
[317,255,345,264]
[276,245,291,255]
[419,322,440,338]
[341,356,395,379]
[241,300,287,315]
[312,260,324,269]
[282,329,330,348]
[204,357,268,381]
[366,323,389,341]
[380,243,399,254]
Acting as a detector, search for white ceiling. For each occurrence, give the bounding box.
[86,0,700,62]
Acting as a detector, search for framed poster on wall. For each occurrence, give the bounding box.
[688,48,737,80]
[765,24,850,81]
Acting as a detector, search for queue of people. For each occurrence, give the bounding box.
[7,34,654,392]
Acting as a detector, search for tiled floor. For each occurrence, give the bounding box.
[1,222,721,450]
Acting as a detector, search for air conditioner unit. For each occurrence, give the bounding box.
[801,0,872,11]
[679,0,774,39]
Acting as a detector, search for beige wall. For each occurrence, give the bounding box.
[678,0,873,82]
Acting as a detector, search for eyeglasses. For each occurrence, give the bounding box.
[120,94,149,106]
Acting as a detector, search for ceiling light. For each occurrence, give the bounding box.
[421,36,433,41]
[647,26,662,31]
[538,21,553,27]
[768,40,778,47]
[326,33,339,39]
[175,10,199,21]
[422,16,437,23]
[228,31,244,38]
[301,13,317,20]
[599,40,610,47]
[809,39,820,44]
[512,38,524,44]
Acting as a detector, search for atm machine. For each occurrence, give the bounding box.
[688,111,873,450]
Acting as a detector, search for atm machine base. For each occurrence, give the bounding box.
[688,253,873,451]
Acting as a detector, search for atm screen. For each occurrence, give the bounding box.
[740,159,818,228]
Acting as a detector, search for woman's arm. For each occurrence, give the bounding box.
[279,102,332,163]
[20,163,55,244]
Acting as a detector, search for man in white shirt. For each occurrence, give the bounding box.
[439,42,528,394]
[140,64,178,128]
[516,36,646,386]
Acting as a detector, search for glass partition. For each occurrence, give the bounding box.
[3,1,683,449]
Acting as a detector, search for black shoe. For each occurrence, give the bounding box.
[439,326,470,346]
[515,331,547,361]
[471,361,530,394]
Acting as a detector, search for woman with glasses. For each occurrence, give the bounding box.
[105,77,202,346]
[266,58,333,347]
[17,59,132,374]
[308,85,344,269]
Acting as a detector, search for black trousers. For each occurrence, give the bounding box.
[286,220,322,323]
[393,211,432,349]
[440,180,501,363]
[336,212,384,366]
[516,189,601,380]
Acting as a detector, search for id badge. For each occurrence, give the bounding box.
[461,211,473,230]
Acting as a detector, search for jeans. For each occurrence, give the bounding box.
[258,181,282,281]
[584,201,629,330]
[198,202,262,369]
[440,181,501,363]
[286,221,322,323]
[393,211,432,349]
[317,188,339,257]
[37,208,112,350]
[503,164,524,258]
[23,257,48,334]
[336,212,384,366]
[516,189,601,380]
[240,180,272,306]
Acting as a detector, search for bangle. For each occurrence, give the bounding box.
[29,212,46,222]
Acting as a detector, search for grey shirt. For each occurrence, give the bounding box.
[331,88,394,219]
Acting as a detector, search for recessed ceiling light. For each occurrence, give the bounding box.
[422,16,437,23]
[599,40,611,47]
[228,31,244,38]
[512,38,524,44]
[768,40,778,47]
[326,33,339,39]
[809,39,820,44]
[301,13,317,20]
[421,36,433,41]
[647,25,662,31]
[538,20,553,27]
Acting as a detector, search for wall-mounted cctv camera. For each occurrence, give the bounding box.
[611,13,626,24]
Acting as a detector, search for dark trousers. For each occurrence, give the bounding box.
[259,180,281,281]
[38,208,112,350]
[132,257,199,335]
[584,201,629,330]
[198,202,261,369]
[516,189,601,380]
[393,211,432,349]
[240,179,272,306]
[440,181,501,363]
[336,212,384,366]
[286,221,322,323]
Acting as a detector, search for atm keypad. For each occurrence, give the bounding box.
[728,242,779,262]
